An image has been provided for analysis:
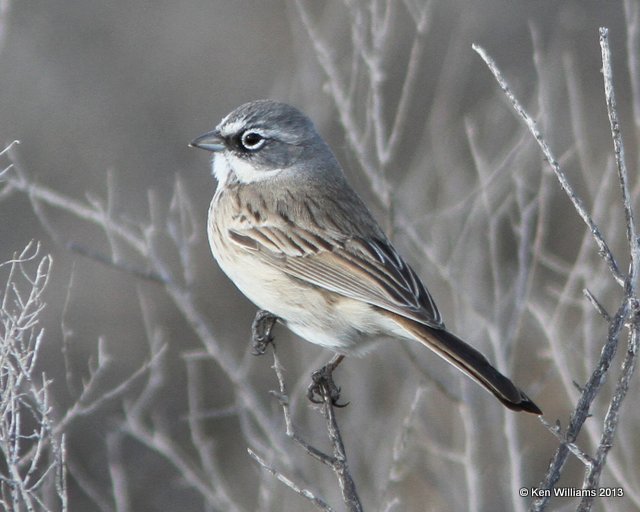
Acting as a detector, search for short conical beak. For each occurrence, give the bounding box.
[189,129,225,152]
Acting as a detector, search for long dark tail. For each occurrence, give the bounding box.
[395,317,541,414]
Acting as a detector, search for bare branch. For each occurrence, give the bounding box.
[583,288,612,323]
[0,242,67,511]
[55,343,168,435]
[538,417,594,468]
[474,32,640,512]
[247,448,335,512]
[599,27,639,276]
[623,0,640,129]
[319,383,362,512]
[578,320,639,511]
[253,336,362,512]
[530,301,629,511]
[472,44,625,287]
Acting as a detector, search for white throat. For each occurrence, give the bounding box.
[211,153,232,186]
[212,153,283,185]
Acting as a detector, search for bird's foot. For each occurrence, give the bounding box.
[251,310,278,355]
[307,354,348,407]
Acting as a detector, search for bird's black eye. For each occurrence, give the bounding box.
[240,131,266,150]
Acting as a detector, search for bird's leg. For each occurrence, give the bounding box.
[251,309,278,355]
[307,354,348,407]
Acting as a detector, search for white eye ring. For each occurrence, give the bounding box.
[240,131,266,150]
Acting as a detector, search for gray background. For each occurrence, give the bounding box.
[0,1,636,511]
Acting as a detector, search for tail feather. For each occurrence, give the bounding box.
[395,316,541,414]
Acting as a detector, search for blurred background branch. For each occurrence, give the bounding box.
[1,1,639,510]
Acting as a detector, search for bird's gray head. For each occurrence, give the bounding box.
[191,100,335,185]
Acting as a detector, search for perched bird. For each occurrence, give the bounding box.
[191,99,541,414]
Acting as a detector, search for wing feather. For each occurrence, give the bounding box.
[228,222,444,328]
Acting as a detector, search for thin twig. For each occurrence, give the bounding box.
[531,288,629,511]
[247,448,335,512]
[65,242,166,284]
[538,417,594,467]
[474,36,639,512]
[578,320,639,511]
[599,27,639,276]
[583,288,612,323]
[17,342,168,471]
[319,384,363,512]
[624,0,640,130]
[5,166,148,256]
[261,336,362,512]
[472,44,624,287]
[0,241,67,510]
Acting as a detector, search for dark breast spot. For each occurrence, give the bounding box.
[231,211,249,223]
[279,210,293,225]
[246,203,263,222]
